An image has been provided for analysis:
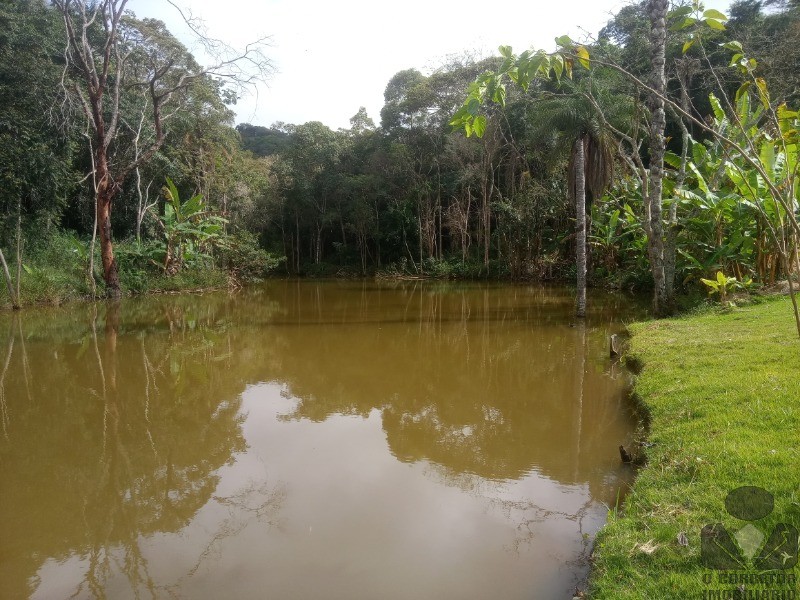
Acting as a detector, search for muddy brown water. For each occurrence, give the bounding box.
[0,280,645,599]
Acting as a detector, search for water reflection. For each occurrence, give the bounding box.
[267,282,638,489]
[0,303,280,599]
[0,281,643,599]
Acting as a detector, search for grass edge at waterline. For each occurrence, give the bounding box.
[588,297,800,599]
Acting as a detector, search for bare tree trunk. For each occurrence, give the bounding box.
[0,250,19,310]
[295,213,301,273]
[790,243,800,338]
[664,117,687,304]
[132,110,155,244]
[575,137,587,319]
[96,153,121,298]
[58,0,272,297]
[418,205,424,268]
[135,174,154,244]
[665,64,694,303]
[374,199,381,268]
[647,0,670,316]
[481,173,491,268]
[315,222,322,264]
[15,210,21,304]
[0,201,22,309]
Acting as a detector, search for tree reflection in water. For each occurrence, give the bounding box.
[0,300,284,599]
[0,281,642,599]
[272,282,639,490]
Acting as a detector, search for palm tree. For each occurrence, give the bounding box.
[532,83,616,317]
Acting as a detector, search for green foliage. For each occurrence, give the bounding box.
[5,0,800,305]
[152,178,228,274]
[699,270,743,302]
[217,231,285,282]
[449,41,591,136]
[236,123,291,157]
[0,230,91,308]
[668,84,799,289]
[590,188,651,287]
[0,226,272,308]
[0,0,76,223]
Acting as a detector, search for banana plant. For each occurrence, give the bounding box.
[700,270,751,303]
[590,203,641,272]
[151,178,228,274]
[666,117,760,285]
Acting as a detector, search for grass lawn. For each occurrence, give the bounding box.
[589,297,800,599]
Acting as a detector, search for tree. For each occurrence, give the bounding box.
[530,87,615,316]
[451,46,617,316]
[281,122,343,267]
[0,1,81,305]
[55,0,271,297]
[0,0,76,225]
[450,5,800,327]
[645,0,671,316]
[348,107,375,135]
[236,123,291,157]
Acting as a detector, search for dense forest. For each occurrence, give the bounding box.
[2,0,800,316]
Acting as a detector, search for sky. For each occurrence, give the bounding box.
[127,0,732,130]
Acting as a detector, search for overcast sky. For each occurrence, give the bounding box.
[127,0,731,130]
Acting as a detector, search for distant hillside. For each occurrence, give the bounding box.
[236,123,291,157]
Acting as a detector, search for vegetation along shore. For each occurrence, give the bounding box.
[2,0,800,597]
[590,298,800,599]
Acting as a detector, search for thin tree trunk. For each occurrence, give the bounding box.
[665,67,694,303]
[97,175,121,298]
[315,223,322,264]
[790,243,800,338]
[374,199,381,267]
[0,250,19,310]
[575,137,587,318]
[482,171,492,268]
[15,209,21,304]
[295,213,300,273]
[647,0,670,316]
[418,206,423,268]
[664,120,687,305]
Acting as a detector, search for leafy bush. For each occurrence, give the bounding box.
[0,230,90,306]
[217,231,285,282]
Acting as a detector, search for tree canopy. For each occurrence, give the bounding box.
[2,0,800,320]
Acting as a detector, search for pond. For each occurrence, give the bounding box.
[0,280,644,599]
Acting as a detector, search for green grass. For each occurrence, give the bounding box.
[0,231,236,309]
[589,298,800,598]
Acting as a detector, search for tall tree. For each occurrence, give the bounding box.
[55,0,271,296]
[646,0,670,315]
[0,0,76,226]
[573,137,588,317]
[531,88,615,317]
[451,52,618,316]
[281,122,343,267]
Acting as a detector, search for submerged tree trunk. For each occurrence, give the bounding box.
[647,0,670,316]
[575,137,587,318]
